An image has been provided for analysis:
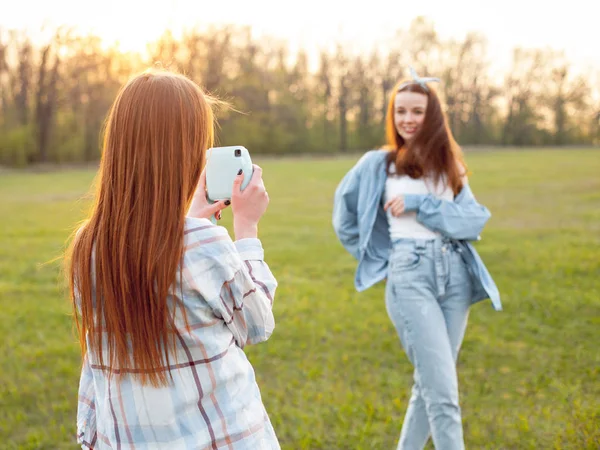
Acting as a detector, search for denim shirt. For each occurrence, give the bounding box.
[332,150,501,311]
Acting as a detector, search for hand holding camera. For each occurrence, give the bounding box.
[190,146,268,239]
[231,164,269,240]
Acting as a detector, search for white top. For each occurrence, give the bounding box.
[384,164,454,240]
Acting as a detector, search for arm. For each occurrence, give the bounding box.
[403,183,491,241]
[76,355,97,449]
[332,160,362,259]
[184,223,277,347]
[220,237,277,347]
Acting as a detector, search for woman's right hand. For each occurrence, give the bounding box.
[231,164,269,240]
[384,195,405,217]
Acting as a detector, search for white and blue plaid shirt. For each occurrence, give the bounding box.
[76,217,279,449]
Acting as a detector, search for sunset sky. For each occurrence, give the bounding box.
[3,0,597,75]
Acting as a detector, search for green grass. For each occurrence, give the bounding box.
[1,149,599,449]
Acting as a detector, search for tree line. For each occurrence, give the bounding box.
[1,17,598,167]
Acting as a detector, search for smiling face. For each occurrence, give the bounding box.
[394,91,428,145]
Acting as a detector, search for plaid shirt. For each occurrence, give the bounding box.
[76,217,279,449]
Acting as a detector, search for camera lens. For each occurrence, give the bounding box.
[234,149,241,157]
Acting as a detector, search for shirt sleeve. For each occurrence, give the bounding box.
[403,183,491,241]
[182,220,277,347]
[332,157,364,260]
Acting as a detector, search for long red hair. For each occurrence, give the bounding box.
[385,80,466,195]
[66,70,215,386]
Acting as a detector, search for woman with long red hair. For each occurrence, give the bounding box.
[67,69,279,449]
[333,68,501,449]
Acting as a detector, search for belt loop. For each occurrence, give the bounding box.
[442,236,460,252]
[414,241,426,255]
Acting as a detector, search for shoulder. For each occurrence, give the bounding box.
[184,217,226,239]
[184,217,235,256]
[337,150,387,192]
[183,217,241,273]
[353,149,389,174]
[181,218,243,298]
[360,149,389,165]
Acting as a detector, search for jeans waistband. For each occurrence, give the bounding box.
[391,236,460,249]
[390,237,463,298]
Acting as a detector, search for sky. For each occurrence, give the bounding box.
[2,0,598,75]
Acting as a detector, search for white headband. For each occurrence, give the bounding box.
[397,66,440,92]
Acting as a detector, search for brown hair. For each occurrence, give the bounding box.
[385,80,466,195]
[66,70,215,386]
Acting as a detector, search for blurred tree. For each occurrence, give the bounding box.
[502,48,548,146]
[546,59,589,145]
[440,33,498,145]
[0,22,597,167]
[0,28,9,123]
[315,50,335,151]
[334,45,350,152]
[15,33,33,127]
[348,53,380,150]
[34,34,62,163]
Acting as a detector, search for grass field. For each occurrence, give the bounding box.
[1,149,599,449]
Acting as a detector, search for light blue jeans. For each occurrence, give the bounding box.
[385,238,472,450]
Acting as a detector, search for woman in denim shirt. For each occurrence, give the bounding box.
[332,69,501,450]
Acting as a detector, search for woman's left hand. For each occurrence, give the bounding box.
[384,195,405,217]
[188,168,230,221]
